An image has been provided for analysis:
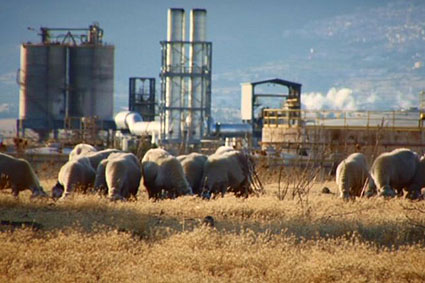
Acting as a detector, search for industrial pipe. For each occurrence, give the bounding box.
[114,111,160,139]
[209,122,252,137]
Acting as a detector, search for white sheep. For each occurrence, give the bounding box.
[214,146,235,155]
[336,153,375,199]
[177,152,207,195]
[69,143,97,160]
[408,155,425,199]
[370,148,422,199]
[141,148,192,199]
[93,159,109,195]
[0,153,47,198]
[52,156,96,199]
[82,149,121,170]
[201,150,250,198]
[104,152,142,201]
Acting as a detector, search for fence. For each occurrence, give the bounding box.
[263,109,425,130]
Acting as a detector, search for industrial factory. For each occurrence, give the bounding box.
[14,8,425,157]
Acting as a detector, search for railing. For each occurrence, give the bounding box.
[263,109,425,130]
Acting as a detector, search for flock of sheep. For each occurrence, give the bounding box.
[336,148,425,200]
[1,144,424,201]
[0,144,260,201]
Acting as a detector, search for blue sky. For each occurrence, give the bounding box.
[0,0,424,121]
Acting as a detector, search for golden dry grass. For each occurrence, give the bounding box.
[0,172,424,282]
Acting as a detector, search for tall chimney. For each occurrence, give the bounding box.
[165,8,185,141]
[188,9,207,141]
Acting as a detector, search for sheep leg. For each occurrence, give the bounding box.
[406,184,422,200]
[11,184,19,198]
[221,186,228,197]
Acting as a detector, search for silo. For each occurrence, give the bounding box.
[19,44,67,125]
[68,45,114,120]
[188,9,207,141]
[165,8,185,141]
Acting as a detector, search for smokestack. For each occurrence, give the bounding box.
[165,8,185,141]
[190,9,207,43]
[188,9,207,141]
[167,8,185,44]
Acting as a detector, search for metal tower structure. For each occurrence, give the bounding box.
[129,77,156,121]
[159,8,212,145]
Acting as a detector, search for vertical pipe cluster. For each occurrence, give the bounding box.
[162,8,211,144]
[165,8,185,141]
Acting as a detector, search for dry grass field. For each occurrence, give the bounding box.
[0,164,425,282]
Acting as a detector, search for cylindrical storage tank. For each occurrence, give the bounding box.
[68,45,114,120]
[19,44,67,123]
[188,9,207,142]
[165,8,185,141]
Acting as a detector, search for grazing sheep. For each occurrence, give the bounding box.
[177,153,207,195]
[370,148,423,199]
[408,156,425,199]
[0,153,47,198]
[201,150,251,198]
[82,149,121,170]
[52,156,96,199]
[93,159,109,194]
[141,148,192,199]
[69,143,97,160]
[214,146,235,155]
[96,152,141,200]
[336,153,374,199]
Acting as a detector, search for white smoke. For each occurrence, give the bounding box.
[302,88,358,110]
[302,88,417,111]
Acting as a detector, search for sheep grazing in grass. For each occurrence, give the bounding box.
[177,153,207,196]
[79,149,121,171]
[68,143,97,160]
[408,156,425,200]
[52,156,96,199]
[93,159,109,194]
[0,153,47,198]
[370,148,423,199]
[201,149,255,198]
[94,152,141,201]
[336,153,375,200]
[141,148,192,199]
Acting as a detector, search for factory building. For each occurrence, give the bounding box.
[260,93,425,157]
